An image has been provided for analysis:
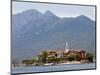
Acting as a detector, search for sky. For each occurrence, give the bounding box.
[12,1,96,21]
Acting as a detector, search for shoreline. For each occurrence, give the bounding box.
[12,60,95,68]
[43,60,93,66]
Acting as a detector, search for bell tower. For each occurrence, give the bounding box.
[65,41,69,53]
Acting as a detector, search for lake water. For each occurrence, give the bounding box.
[11,63,96,74]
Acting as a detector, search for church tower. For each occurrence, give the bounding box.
[65,41,69,53]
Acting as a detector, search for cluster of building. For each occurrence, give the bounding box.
[38,49,86,60]
[37,42,87,62]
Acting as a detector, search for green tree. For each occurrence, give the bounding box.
[67,53,76,61]
[37,55,43,63]
[86,53,93,62]
[67,54,75,61]
[42,51,48,63]
[22,59,34,66]
[75,54,81,61]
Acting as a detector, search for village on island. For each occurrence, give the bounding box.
[12,42,94,67]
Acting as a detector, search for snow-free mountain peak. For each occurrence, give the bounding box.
[44,10,57,17]
[76,15,92,21]
[21,9,42,15]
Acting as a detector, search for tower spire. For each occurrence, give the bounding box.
[65,41,69,53]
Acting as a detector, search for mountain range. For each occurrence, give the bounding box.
[12,9,96,62]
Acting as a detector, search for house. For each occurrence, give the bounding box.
[38,48,86,60]
[77,49,86,60]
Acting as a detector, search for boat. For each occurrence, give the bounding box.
[44,63,54,66]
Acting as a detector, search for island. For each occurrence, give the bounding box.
[12,42,94,67]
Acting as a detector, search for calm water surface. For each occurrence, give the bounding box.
[12,63,95,74]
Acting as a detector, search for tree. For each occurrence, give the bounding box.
[37,55,42,63]
[22,59,34,66]
[22,59,29,66]
[67,53,80,61]
[86,53,93,62]
[67,54,75,61]
[46,57,61,63]
[75,54,81,61]
[42,51,48,63]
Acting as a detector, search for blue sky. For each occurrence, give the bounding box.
[12,1,95,21]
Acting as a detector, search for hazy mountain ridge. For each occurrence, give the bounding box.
[12,9,95,61]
